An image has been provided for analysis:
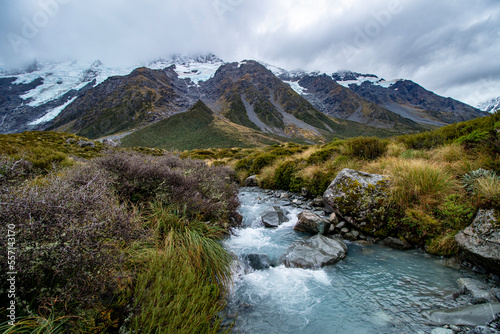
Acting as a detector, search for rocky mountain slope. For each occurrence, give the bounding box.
[274,70,488,127]
[0,55,488,146]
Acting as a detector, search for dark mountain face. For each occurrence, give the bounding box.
[292,74,423,131]
[199,60,344,141]
[348,79,488,125]
[47,66,201,139]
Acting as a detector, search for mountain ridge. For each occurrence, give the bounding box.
[0,54,488,148]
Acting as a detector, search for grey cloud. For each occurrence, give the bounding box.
[1,0,499,105]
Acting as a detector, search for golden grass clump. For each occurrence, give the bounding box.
[384,159,458,207]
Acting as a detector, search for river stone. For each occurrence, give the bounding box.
[294,211,330,235]
[243,253,271,270]
[430,328,454,334]
[457,278,494,304]
[455,209,500,275]
[424,302,500,326]
[383,237,413,250]
[322,168,390,234]
[281,235,348,269]
[244,175,259,187]
[312,197,324,207]
[261,206,288,228]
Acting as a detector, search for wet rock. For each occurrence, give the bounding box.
[424,303,500,326]
[431,328,454,334]
[335,221,346,230]
[457,278,494,304]
[322,168,390,233]
[280,193,290,199]
[66,138,76,144]
[312,197,324,207]
[344,230,360,241]
[383,237,412,250]
[294,211,330,235]
[455,209,500,275]
[281,235,347,269]
[329,213,339,225]
[243,253,271,270]
[340,227,349,235]
[261,206,288,228]
[244,175,259,187]
[301,187,312,199]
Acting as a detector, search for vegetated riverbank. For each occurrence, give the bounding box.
[184,111,500,259]
[0,141,241,333]
[226,187,500,334]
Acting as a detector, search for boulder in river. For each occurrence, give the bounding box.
[294,211,330,235]
[323,168,389,234]
[455,209,500,275]
[261,206,288,228]
[281,235,347,268]
[243,253,271,270]
[424,302,500,326]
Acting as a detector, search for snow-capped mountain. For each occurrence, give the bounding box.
[0,54,487,137]
[0,54,226,133]
[477,96,500,113]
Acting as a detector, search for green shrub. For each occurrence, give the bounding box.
[345,137,388,160]
[273,160,300,191]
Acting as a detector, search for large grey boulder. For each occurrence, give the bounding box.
[261,206,288,228]
[455,209,500,275]
[281,235,347,269]
[424,303,500,326]
[323,168,389,234]
[293,211,330,235]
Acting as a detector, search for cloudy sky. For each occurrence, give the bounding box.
[1,0,499,106]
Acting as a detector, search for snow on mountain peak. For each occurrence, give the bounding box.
[477,96,500,113]
[147,53,225,86]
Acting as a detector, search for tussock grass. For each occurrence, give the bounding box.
[385,159,458,207]
[129,202,232,333]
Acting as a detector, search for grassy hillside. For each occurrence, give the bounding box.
[121,100,290,150]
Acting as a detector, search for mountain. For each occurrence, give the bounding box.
[271,69,487,127]
[46,66,202,138]
[477,96,500,113]
[0,59,138,134]
[0,54,487,148]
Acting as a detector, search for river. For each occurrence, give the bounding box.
[224,187,485,334]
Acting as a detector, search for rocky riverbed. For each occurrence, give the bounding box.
[224,187,500,334]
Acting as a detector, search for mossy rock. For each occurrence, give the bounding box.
[323,168,390,234]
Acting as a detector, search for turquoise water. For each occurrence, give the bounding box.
[225,188,480,334]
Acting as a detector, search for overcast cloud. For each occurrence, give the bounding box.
[1,0,499,105]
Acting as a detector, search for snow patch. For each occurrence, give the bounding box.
[29,96,77,125]
[283,80,307,95]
